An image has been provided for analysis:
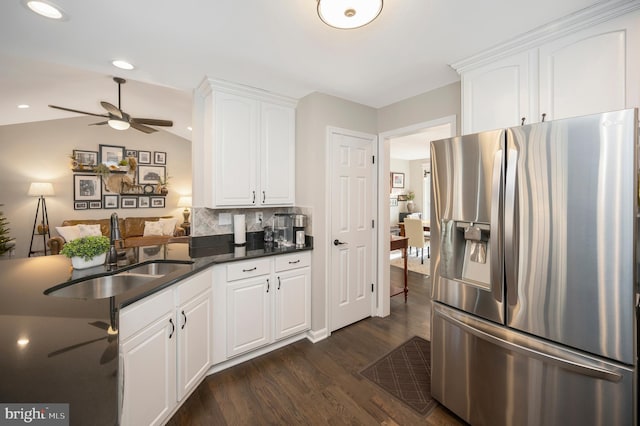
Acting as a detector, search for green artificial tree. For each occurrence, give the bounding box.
[0,204,15,255]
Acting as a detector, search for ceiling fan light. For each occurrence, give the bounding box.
[108,119,130,131]
[24,0,65,20]
[317,0,382,29]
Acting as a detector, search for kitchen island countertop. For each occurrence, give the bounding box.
[0,237,312,425]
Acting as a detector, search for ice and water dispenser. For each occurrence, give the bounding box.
[440,220,492,288]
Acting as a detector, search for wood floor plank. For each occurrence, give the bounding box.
[167,265,466,426]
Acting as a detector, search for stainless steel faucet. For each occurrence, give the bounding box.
[107,212,121,269]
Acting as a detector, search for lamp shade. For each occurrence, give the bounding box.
[317,0,383,29]
[28,182,54,197]
[177,196,192,208]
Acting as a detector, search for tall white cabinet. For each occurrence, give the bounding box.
[456,6,640,134]
[193,79,296,208]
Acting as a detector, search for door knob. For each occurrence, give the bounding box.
[333,239,347,246]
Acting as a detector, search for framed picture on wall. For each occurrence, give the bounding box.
[391,172,405,189]
[74,174,102,201]
[99,144,125,167]
[73,150,98,167]
[150,197,165,208]
[74,201,88,210]
[153,151,167,165]
[138,196,150,208]
[89,201,102,209]
[138,151,151,164]
[104,194,119,209]
[125,149,138,158]
[138,165,165,185]
[121,197,138,209]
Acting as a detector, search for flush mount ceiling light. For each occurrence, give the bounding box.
[317,0,383,29]
[112,60,135,70]
[23,0,66,20]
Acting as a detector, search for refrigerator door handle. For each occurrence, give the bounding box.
[504,148,518,306]
[490,149,503,303]
[438,308,623,383]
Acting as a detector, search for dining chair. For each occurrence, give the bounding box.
[403,218,429,264]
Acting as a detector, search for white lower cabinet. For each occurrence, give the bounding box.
[213,251,311,364]
[119,269,212,426]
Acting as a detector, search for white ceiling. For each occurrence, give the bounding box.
[0,0,605,140]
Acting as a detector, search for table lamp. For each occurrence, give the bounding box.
[177,196,192,225]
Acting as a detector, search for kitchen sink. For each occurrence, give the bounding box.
[45,261,192,299]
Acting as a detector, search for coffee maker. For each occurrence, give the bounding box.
[291,214,306,248]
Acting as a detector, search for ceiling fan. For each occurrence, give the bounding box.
[49,77,173,134]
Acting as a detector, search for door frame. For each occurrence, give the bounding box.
[376,115,457,317]
[325,126,378,335]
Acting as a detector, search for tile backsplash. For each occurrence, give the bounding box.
[192,206,313,237]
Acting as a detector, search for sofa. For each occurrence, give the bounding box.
[47,216,185,255]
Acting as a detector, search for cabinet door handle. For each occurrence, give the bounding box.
[262,191,266,203]
[266,278,270,293]
[288,259,300,264]
[242,267,257,272]
[181,310,187,329]
[252,191,256,204]
[169,318,175,339]
[277,276,281,290]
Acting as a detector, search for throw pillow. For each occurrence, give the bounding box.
[158,218,178,236]
[143,221,164,236]
[77,224,102,237]
[56,225,81,242]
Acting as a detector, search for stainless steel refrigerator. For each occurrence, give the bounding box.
[430,109,638,425]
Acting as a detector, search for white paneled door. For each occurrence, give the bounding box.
[329,128,377,332]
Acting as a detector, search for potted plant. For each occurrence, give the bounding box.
[406,191,416,212]
[60,235,110,269]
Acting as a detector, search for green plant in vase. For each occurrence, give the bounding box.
[61,236,110,269]
[406,191,416,212]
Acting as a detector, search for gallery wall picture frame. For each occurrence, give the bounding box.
[125,149,138,158]
[89,201,102,209]
[74,174,102,201]
[103,194,119,209]
[391,172,405,189]
[397,194,408,201]
[138,165,166,185]
[390,197,398,207]
[150,197,165,208]
[121,197,138,209]
[99,144,125,167]
[73,150,98,167]
[74,201,88,210]
[153,151,167,165]
[138,196,150,208]
[138,150,151,164]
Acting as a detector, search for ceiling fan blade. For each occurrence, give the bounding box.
[130,121,157,134]
[100,101,123,118]
[131,117,173,127]
[49,104,108,118]
[89,121,108,126]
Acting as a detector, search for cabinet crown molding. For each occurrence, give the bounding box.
[451,0,640,74]
[197,77,297,108]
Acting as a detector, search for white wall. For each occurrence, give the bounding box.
[296,92,377,334]
[0,116,191,258]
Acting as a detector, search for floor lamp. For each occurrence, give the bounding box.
[28,182,54,257]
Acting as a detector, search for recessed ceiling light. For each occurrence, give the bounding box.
[17,104,30,109]
[112,60,135,70]
[24,0,66,20]
[17,338,30,347]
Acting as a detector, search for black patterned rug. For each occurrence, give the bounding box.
[360,336,437,416]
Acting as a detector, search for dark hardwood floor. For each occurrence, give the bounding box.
[167,266,466,425]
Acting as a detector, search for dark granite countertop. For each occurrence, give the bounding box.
[0,234,312,426]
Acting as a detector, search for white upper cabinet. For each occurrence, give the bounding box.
[456,5,640,134]
[194,79,296,208]
[462,52,535,133]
